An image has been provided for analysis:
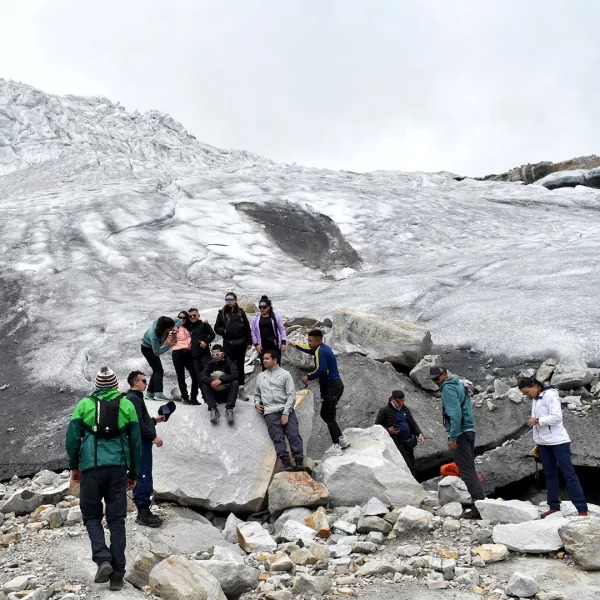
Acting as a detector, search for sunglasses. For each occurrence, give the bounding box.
[259,305,268,309]
[178,316,187,320]
[225,298,235,303]
[139,378,147,384]
[211,352,223,357]
[189,314,199,318]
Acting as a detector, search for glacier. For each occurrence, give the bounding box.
[1,78,600,395]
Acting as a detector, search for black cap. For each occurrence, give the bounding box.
[391,390,405,400]
[158,401,177,422]
[429,366,446,379]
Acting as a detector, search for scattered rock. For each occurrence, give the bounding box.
[392,505,433,536]
[1,490,43,516]
[292,573,332,596]
[222,513,244,544]
[356,515,392,534]
[537,359,557,383]
[267,471,329,517]
[474,499,540,524]
[493,518,569,553]
[273,507,312,533]
[395,544,421,557]
[551,362,592,390]
[410,356,442,391]
[471,544,509,563]
[305,507,331,538]
[2,575,34,593]
[438,502,463,519]
[438,476,472,506]
[357,560,397,576]
[361,496,389,516]
[278,519,317,545]
[201,560,260,598]
[237,521,277,553]
[559,516,600,570]
[505,571,539,597]
[126,548,162,588]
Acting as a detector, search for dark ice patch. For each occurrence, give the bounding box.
[235,201,361,271]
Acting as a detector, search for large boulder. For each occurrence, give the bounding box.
[327,308,432,369]
[493,518,570,553]
[153,391,314,513]
[149,555,227,600]
[409,355,442,391]
[474,499,540,524]
[550,362,593,390]
[392,505,433,536]
[1,489,43,516]
[126,548,163,589]
[559,517,600,571]
[267,472,329,517]
[313,425,424,508]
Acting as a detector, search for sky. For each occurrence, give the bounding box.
[0,0,598,176]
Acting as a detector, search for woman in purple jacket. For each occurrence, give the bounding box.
[251,295,287,370]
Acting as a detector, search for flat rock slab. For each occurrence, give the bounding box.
[493,518,570,553]
[475,499,540,524]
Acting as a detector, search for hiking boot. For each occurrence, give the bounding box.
[325,443,343,457]
[238,385,249,401]
[280,455,294,471]
[462,506,482,520]
[94,561,113,583]
[226,408,234,424]
[541,508,559,519]
[181,396,190,405]
[109,578,124,591]
[190,398,201,406]
[578,511,588,516]
[294,456,306,472]
[145,392,155,400]
[338,435,351,449]
[210,407,220,424]
[136,508,162,528]
[154,392,168,400]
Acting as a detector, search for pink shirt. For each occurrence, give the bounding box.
[170,326,192,351]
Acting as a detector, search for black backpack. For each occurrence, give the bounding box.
[92,394,122,439]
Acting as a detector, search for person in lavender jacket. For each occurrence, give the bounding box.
[251,295,287,370]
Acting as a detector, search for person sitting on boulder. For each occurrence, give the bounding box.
[255,350,305,471]
[429,365,484,518]
[518,376,588,517]
[199,344,239,424]
[289,329,349,456]
[375,390,424,475]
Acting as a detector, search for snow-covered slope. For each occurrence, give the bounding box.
[1,78,600,392]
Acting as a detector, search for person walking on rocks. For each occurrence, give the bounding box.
[255,350,305,471]
[171,310,200,404]
[289,329,349,456]
[65,367,141,591]
[126,370,165,527]
[251,295,287,370]
[375,390,424,475]
[188,307,215,387]
[430,366,484,516]
[141,316,181,400]
[199,344,239,424]
[518,376,588,517]
[214,292,252,401]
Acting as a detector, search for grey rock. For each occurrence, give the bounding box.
[332,520,356,535]
[357,560,397,576]
[351,541,377,554]
[277,519,317,545]
[393,505,433,536]
[237,521,277,553]
[438,476,471,506]
[292,573,332,595]
[551,362,592,390]
[356,515,392,534]
[1,490,43,516]
[273,507,312,533]
[505,571,539,597]
[493,518,569,553]
[211,546,244,564]
[201,561,260,598]
[438,502,463,519]
[395,544,421,557]
[409,356,441,391]
[267,471,329,517]
[559,516,600,571]
[365,531,384,545]
[329,544,352,558]
[222,513,243,544]
[493,379,510,398]
[38,481,70,505]
[537,359,557,383]
[2,576,34,593]
[361,496,389,516]
[126,548,162,588]
[475,499,539,524]
[31,470,60,487]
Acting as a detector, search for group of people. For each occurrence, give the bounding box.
[65,292,589,589]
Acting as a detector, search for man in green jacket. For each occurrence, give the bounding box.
[430,366,484,516]
[66,367,141,590]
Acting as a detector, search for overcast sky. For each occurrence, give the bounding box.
[1,0,598,176]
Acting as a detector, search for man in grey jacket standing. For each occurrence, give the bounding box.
[255,350,305,472]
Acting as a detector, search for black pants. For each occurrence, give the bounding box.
[223,341,247,386]
[393,437,416,475]
[80,466,127,579]
[451,430,485,501]
[172,350,198,401]
[201,381,239,409]
[132,439,153,510]
[320,379,344,444]
[193,355,211,401]
[264,411,304,458]
[141,344,163,393]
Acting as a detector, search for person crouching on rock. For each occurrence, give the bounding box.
[141,316,181,400]
[375,390,424,476]
[171,310,200,405]
[199,343,239,424]
[255,350,306,472]
[251,295,287,370]
[126,370,165,528]
[518,376,588,517]
[65,367,141,591]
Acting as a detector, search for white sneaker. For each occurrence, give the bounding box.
[338,435,351,449]
[325,444,344,457]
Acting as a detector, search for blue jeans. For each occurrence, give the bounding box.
[133,439,153,509]
[539,442,587,512]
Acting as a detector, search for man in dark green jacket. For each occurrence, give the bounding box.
[66,367,141,590]
[430,366,484,515]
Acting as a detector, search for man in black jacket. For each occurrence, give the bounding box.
[188,308,216,380]
[375,390,424,476]
[126,371,165,527]
[199,344,239,425]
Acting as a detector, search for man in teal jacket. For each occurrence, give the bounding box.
[66,367,141,590]
[430,366,484,514]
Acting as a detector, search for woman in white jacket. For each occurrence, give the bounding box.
[518,377,588,517]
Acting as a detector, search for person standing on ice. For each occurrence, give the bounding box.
[289,329,349,456]
[140,316,181,400]
[251,295,287,370]
[518,376,588,517]
[214,292,252,401]
[429,365,484,518]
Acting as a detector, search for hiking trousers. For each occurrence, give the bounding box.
[223,341,247,386]
[393,438,416,475]
[320,379,344,444]
[539,442,587,512]
[141,344,164,393]
[264,411,304,459]
[201,381,239,409]
[451,431,484,501]
[80,466,127,579]
[172,349,198,401]
[133,439,153,510]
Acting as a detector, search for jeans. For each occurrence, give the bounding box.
[141,344,163,393]
[393,437,416,475]
[451,431,484,501]
[320,379,344,444]
[80,466,127,579]
[539,442,587,512]
[201,381,239,409]
[172,350,198,401]
[264,411,304,458]
[132,439,153,510]
[223,341,247,386]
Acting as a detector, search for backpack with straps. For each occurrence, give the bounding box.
[92,393,122,438]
